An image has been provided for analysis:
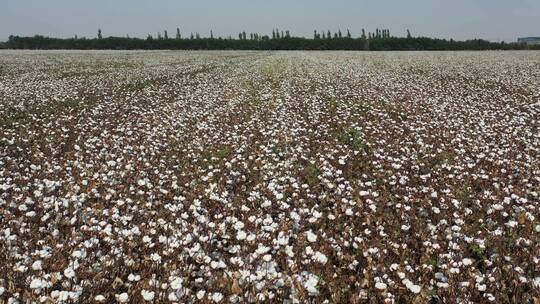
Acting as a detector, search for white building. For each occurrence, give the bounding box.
[518,37,540,45]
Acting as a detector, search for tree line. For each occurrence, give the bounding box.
[2,28,537,51]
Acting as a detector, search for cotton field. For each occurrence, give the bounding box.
[1,50,539,303]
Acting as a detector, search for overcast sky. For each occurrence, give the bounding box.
[2,0,539,42]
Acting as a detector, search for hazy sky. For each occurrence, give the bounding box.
[2,0,539,42]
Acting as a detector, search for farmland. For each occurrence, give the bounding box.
[1,50,539,303]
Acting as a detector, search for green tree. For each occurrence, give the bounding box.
[164,30,168,40]
[98,29,102,39]
[176,28,181,39]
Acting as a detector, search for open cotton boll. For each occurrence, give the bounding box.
[141,290,155,301]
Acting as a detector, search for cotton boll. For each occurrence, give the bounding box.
[313,252,328,264]
[141,290,155,301]
[375,282,387,290]
[306,230,317,243]
[115,293,129,303]
[236,230,247,240]
[197,290,206,300]
[94,295,106,302]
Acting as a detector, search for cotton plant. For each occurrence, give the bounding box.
[0,50,539,303]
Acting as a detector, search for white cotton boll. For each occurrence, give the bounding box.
[437,282,449,288]
[263,254,272,262]
[233,221,245,230]
[285,246,295,257]
[462,258,473,266]
[168,292,178,301]
[151,253,161,262]
[72,250,85,259]
[506,220,518,228]
[128,273,141,282]
[306,230,317,243]
[276,235,289,246]
[304,275,319,295]
[210,292,223,302]
[255,245,271,255]
[58,291,69,301]
[196,290,206,300]
[404,280,421,294]
[375,282,387,290]
[64,267,75,279]
[50,290,60,299]
[17,265,28,272]
[30,278,44,289]
[236,230,247,240]
[0,286,5,296]
[32,260,43,271]
[115,293,129,303]
[313,252,328,264]
[141,290,155,301]
[170,277,183,290]
[94,295,106,302]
